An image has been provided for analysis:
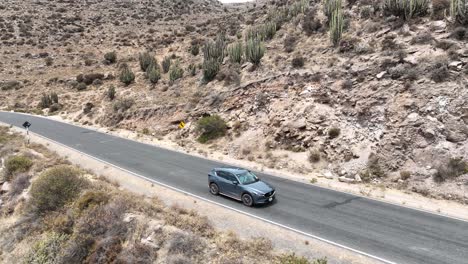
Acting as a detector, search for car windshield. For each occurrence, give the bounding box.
[237,171,258,185]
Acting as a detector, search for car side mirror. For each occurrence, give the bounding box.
[232,180,239,185]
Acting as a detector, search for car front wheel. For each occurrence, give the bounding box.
[242,193,254,207]
[209,183,219,195]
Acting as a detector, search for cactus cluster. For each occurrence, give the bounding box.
[227,42,243,64]
[245,38,265,65]
[451,0,467,23]
[383,0,430,20]
[245,22,277,41]
[202,34,226,82]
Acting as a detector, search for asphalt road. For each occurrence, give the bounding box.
[1,111,467,264]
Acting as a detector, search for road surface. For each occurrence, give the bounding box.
[1,111,467,264]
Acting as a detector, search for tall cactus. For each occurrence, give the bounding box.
[146,62,161,84]
[228,42,243,64]
[323,0,342,19]
[245,38,265,65]
[330,7,344,46]
[451,0,467,22]
[169,60,184,82]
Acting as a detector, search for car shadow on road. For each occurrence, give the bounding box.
[215,195,278,209]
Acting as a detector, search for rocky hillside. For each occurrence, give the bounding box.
[0,0,467,203]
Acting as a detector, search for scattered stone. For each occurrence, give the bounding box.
[338,176,355,183]
[376,71,386,79]
[1,182,11,193]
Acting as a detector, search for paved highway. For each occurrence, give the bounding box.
[1,111,467,264]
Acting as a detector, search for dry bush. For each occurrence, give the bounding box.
[164,206,215,237]
[432,0,450,20]
[308,150,321,163]
[86,236,122,264]
[283,34,297,53]
[328,127,341,139]
[450,26,467,40]
[429,56,449,83]
[433,157,468,182]
[29,165,88,213]
[7,173,31,198]
[115,243,155,263]
[410,32,434,44]
[24,232,70,264]
[167,232,205,257]
[57,235,95,264]
[400,171,411,180]
[4,155,33,181]
[75,197,129,238]
[291,56,305,68]
[367,153,385,178]
[75,190,110,213]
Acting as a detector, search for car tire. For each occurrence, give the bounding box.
[209,183,219,195]
[242,193,254,207]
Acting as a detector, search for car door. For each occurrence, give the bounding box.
[225,173,242,199]
[215,171,232,195]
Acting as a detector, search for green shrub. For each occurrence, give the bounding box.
[139,52,156,72]
[434,157,468,182]
[383,0,430,20]
[169,60,184,82]
[196,115,227,143]
[329,7,344,46]
[104,51,117,64]
[245,38,265,65]
[119,64,135,85]
[30,165,88,213]
[25,232,70,264]
[228,42,243,64]
[162,56,171,73]
[146,63,161,84]
[107,86,116,100]
[4,155,33,181]
[328,127,341,139]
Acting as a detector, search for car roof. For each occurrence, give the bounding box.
[214,167,248,175]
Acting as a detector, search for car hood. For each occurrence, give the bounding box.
[244,180,274,194]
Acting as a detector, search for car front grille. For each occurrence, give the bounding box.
[264,191,274,197]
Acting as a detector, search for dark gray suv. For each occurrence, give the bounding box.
[208,167,275,206]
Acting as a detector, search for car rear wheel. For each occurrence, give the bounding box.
[242,193,254,207]
[209,183,219,195]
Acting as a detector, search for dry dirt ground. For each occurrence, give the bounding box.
[0,0,467,220]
